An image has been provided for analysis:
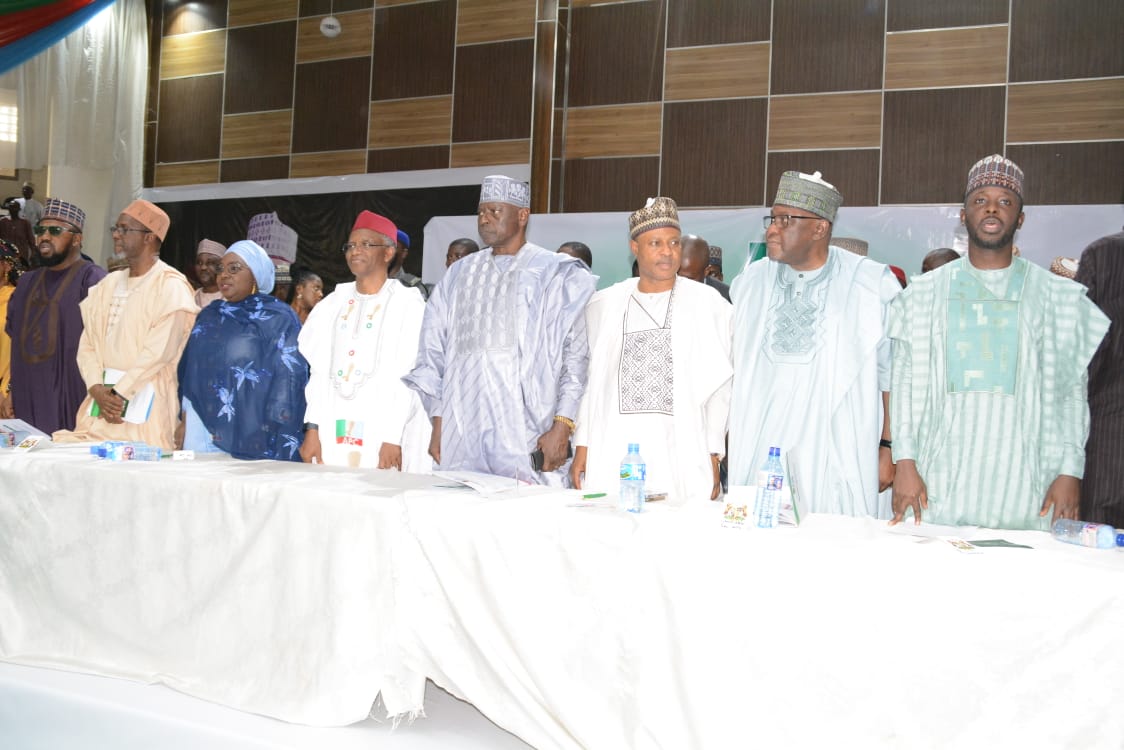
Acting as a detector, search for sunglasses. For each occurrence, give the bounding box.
[34,225,76,237]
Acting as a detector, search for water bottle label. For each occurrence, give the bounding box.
[620,463,646,481]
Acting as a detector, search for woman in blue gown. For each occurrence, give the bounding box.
[178,240,308,461]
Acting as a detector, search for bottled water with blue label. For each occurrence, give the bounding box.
[753,446,784,528]
[619,443,646,513]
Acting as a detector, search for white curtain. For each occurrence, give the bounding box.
[14,0,148,263]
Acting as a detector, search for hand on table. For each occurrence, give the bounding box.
[1040,475,1080,523]
[299,429,323,464]
[569,445,588,489]
[890,459,927,526]
[378,442,402,471]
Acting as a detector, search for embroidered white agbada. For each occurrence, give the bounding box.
[729,246,899,517]
[576,277,732,505]
[298,279,431,471]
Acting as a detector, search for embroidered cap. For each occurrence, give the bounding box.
[479,175,530,208]
[773,171,843,223]
[227,240,275,295]
[273,262,291,287]
[351,210,397,243]
[965,154,1024,200]
[629,197,680,240]
[832,237,868,257]
[707,244,723,268]
[196,239,226,258]
[121,199,171,242]
[1049,256,1079,279]
[41,198,86,231]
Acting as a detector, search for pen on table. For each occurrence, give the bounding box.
[582,492,607,499]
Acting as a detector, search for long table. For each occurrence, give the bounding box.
[2,446,1123,749]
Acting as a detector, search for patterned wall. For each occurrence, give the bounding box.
[148,0,1124,209]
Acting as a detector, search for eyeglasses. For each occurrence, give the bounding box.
[109,225,152,236]
[217,263,247,276]
[762,215,825,230]
[34,225,75,237]
[342,241,393,253]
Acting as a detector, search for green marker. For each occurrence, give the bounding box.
[582,492,607,499]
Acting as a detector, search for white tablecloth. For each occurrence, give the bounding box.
[3,446,1123,749]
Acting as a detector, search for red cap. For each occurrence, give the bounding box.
[351,210,397,242]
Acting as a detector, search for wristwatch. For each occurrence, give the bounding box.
[303,422,319,432]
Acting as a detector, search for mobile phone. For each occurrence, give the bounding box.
[530,442,573,472]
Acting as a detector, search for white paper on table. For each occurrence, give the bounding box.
[432,470,532,495]
[885,522,979,540]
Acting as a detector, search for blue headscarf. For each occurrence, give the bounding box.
[227,240,275,294]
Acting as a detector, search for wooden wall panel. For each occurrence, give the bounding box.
[224,22,297,114]
[457,0,535,45]
[155,161,220,187]
[221,156,290,183]
[563,104,662,159]
[164,0,228,36]
[301,0,370,14]
[368,96,452,149]
[1007,142,1124,205]
[766,150,881,207]
[297,10,373,63]
[372,0,455,100]
[290,150,368,177]
[662,99,767,207]
[450,139,530,167]
[1010,0,1124,82]
[664,43,769,101]
[557,157,661,213]
[160,29,226,79]
[452,40,533,142]
[881,87,1006,203]
[768,92,882,151]
[666,0,771,47]
[887,0,1007,32]
[292,58,372,153]
[157,74,224,163]
[885,26,1008,90]
[1007,79,1124,143]
[228,0,298,27]
[222,111,293,159]
[568,0,665,106]
[772,0,885,95]
[367,146,450,173]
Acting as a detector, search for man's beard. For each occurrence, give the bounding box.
[966,220,1017,251]
[39,249,70,267]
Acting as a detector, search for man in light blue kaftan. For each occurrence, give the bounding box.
[889,156,1109,530]
[403,175,596,484]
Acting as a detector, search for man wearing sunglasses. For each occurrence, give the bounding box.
[728,170,900,519]
[1,199,107,432]
[53,199,196,451]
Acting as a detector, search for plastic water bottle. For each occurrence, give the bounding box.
[619,443,646,513]
[753,446,785,528]
[1051,519,1124,549]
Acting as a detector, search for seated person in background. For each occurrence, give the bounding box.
[678,234,731,302]
[921,247,960,274]
[287,264,323,325]
[177,240,308,461]
[445,237,479,268]
[571,198,732,504]
[299,211,430,471]
[193,239,226,309]
[557,241,593,270]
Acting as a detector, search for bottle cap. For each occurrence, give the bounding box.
[628,442,639,452]
[769,446,780,457]
[1117,532,1124,548]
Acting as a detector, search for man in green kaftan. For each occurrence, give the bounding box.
[888,155,1109,530]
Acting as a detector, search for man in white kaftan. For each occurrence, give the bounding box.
[572,198,732,505]
[404,176,596,484]
[730,171,898,517]
[298,211,430,471]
